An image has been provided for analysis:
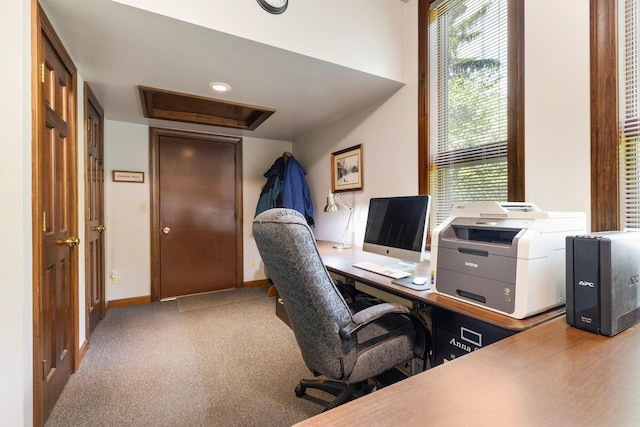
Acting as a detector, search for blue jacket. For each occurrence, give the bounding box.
[255,157,285,217]
[281,156,314,226]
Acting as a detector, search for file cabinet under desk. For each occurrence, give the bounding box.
[432,306,515,365]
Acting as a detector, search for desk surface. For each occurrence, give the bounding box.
[296,317,640,426]
[317,241,563,331]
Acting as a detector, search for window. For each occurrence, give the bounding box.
[620,0,640,230]
[418,0,523,233]
[591,0,639,232]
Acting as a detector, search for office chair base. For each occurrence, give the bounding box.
[295,377,376,411]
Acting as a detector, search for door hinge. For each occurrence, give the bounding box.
[42,211,46,232]
[40,62,45,84]
[42,360,47,380]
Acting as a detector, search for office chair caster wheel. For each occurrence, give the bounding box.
[295,384,306,397]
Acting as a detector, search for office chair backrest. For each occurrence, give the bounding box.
[253,209,355,379]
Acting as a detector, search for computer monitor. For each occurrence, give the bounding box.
[362,195,431,270]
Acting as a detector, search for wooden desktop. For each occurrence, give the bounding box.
[293,242,640,426]
[296,316,640,426]
[317,241,562,331]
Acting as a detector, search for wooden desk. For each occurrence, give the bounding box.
[317,241,562,331]
[296,317,640,426]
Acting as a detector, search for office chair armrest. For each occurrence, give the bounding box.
[339,303,410,340]
[340,304,431,368]
[404,310,431,362]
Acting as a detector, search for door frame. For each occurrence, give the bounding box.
[149,127,244,301]
[32,5,79,426]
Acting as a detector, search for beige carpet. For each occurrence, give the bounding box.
[176,286,268,313]
[45,285,322,427]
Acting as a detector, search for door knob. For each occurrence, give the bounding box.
[162,227,171,235]
[93,225,106,232]
[57,237,80,247]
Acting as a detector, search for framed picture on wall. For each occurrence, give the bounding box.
[331,144,363,192]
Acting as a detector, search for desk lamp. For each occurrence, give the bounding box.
[324,193,354,249]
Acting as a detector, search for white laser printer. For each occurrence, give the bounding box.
[431,202,586,319]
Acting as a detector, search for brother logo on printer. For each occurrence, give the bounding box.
[464,261,479,268]
[578,280,595,288]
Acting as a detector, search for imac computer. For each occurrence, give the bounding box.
[353,195,431,288]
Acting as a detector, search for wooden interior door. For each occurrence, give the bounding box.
[85,84,105,334]
[34,9,78,426]
[150,129,243,300]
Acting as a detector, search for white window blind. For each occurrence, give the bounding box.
[428,0,508,229]
[621,0,640,230]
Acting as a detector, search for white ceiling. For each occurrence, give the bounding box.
[40,0,404,141]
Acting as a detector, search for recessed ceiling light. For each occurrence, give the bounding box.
[209,82,232,92]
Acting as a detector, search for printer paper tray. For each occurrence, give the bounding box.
[434,268,516,316]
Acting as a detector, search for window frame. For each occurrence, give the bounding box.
[585,0,640,232]
[590,0,620,232]
[418,0,525,215]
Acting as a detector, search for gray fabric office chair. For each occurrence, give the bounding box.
[253,208,430,411]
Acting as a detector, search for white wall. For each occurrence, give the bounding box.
[294,0,419,247]
[98,0,413,294]
[111,0,408,82]
[104,120,152,301]
[103,121,292,298]
[1,0,32,424]
[296,0,592,248]
[524,0,591,224]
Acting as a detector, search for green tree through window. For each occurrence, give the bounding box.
[428,0,509,228]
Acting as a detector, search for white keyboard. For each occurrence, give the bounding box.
[352,261,412,279]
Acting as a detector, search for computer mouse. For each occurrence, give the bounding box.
[412,276,428,285]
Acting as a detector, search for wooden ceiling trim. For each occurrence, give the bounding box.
[138,86,275,130]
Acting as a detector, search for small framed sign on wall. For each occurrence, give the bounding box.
[331,144,363,192]
[112,170,145,183]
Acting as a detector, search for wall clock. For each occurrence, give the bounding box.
[257,0,288,14]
